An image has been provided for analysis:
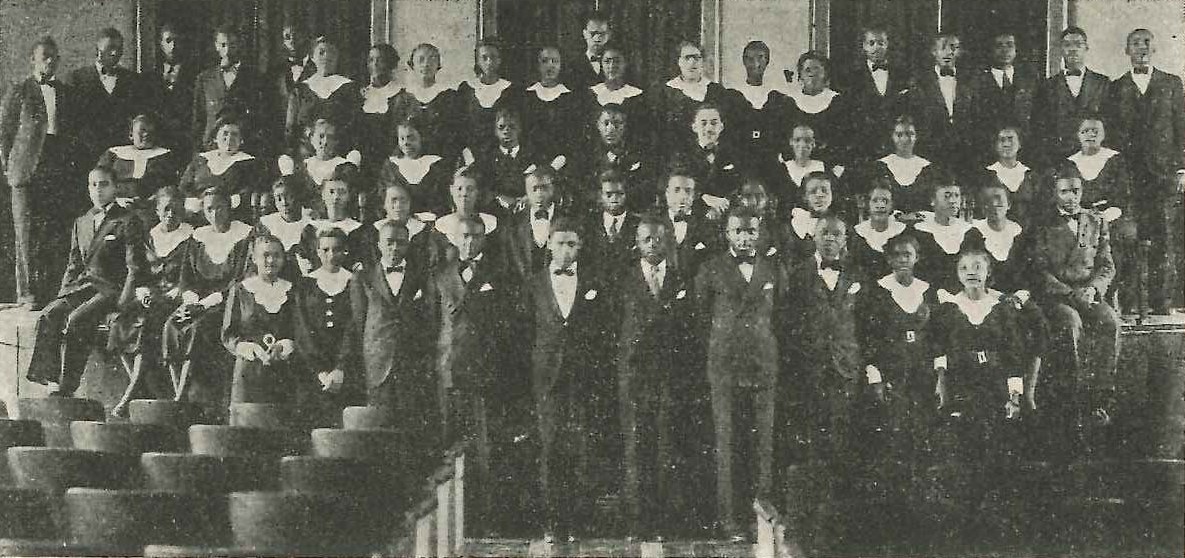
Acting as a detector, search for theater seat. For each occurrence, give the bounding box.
[0,488,57,539]
[70,421,186,454]
[229,491,392,555]
[0,419,44,486]
[229,402,291,429]
[280,455,405,505]
[16,398,105,448]
[129,400,205,429]
[7,447,141,491]
[188,425,308,460]
[342,405,391,430]
[64,488,229,552]
[310,428,402,463]
[142,452,279,493]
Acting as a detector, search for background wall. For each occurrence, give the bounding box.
[386,0,480,88]
[0,0,137,88]
[1070,0,1185,77]
[717,0,812,88]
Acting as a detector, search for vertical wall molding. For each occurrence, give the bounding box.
[701,0,722,81]
[812,0,830,55]
[1047,0,1068,77]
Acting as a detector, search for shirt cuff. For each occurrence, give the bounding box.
[865,365,883,384]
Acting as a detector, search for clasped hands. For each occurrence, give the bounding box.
[234,335,294,366]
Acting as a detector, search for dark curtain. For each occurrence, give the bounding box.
[940,0,1047,75]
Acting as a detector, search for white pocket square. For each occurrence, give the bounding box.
[694,242,706,250]
[766,246,777,256]
[104,234,117,241]
[413,289,423,300]
[630,162,641,171]
[723,163,735,170]
[584,289,598,300]
[848,282,862,295]
[763,282,774,290]
[479,283,494,292]
[676,289,687,299]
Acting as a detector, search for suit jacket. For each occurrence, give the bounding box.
[669,211,719,277]
[563,51,602,92]
[617,260,694,381]
[60,204,143,300]
[971,66,1038,156]
[192,63,267,151]
[785,257,865,382]
[582,211,641,276]
[696,252,785,390]
[349,259,433,388]
[1031,210,1115,299]
[906,68,976,169]
[672,143,745,200]
[838,61,908,162]
[1033,69,1110,163]
[0,77,74,186]
[1105,68,1185,176]
[66,65,144,159]
[504,209,558,279]
[434,253,517,394]
[147,60,199,155]
[526,267,610,407]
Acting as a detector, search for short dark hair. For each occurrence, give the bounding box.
[472,37,499,75]
[692,102,723,122]
[1052,161,1083,182]
[213,25,240,41]
[1060,26,1088,42]
[371,43,400,68]
[637,213,669,235]
[88,166,115,181]
[585,10,610,26]
[598,168,626,186]
[886,233,920,254]
[796,50,830,78]
[725,206,759,223]
[802,170,831,189]
[549,216,581,237]
[252,233,285,253]
[408,43,440,68]
[98,27,123,43]
[453,163,482,184]
[743,40,770,57]
[30,35,57,56]
[316,227,348,243]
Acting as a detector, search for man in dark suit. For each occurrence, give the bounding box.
[266,22,314,155]
[673,103,743,210]
[192,25,267,154]
[695,207,785,539]
[1104,28,1185,314]
[148,23,199,158]
[350,222,436,458]
[26,167,143,396]
[663,171,719,276]
[66,27,144,164]
[837,27,908,165]
[525,218,611,539]
[1033,27,1111,165]
[564,11,611,90]
[971,32,1038,163]
[906,32,976,175]
[1,36,77,308]
[505,166,563,278]
[582,169,641,276]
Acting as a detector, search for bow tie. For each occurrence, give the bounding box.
[671,213,688,223]
[1065,69,1083,77]
[1062,211,1080,222]
[734,254,755,265]
[553,267,575,276]
[532,209,549,220]
[36,75,55,86]
[458,258,476,271]
[820,260,843,271]
[221,63,238,72]
[590,54,602,62]
[385,263,405,274]
[99,66,117,77]
[871,63,888,72]
[938,68,955,77]
[1133,67,1150,75]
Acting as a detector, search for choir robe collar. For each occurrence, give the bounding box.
[591,82,643,105]
[200,150,254,176]
[939,288,1000,326]
[879,154,930,186]
[526,82,571,102]
[259,212,311,250]
[312,218,363,235]
[109,144,171,180]
[877,274,929,314]
[784,158,825,187]
[389,155,442,184]
[305,155,355,185]
[307,266,352,295]
[789,207,820,239]
[1068,148,1119,181]
[304,74,353,99]
[914,216,972,255]
[241,276,292,313]
[986,161,1030,193]
[361,81,402,113]
[734,81,786,109]
[405,81,452,104]
[855,219,906,252]
[193,221,253,264]
[789,87,839,114]
[373,217,428,238]
[467,77,512,108]
[150,222,194,258]
[665,77,710,102]
[972,219,1023,262]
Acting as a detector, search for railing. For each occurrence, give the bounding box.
[398,443,466,558]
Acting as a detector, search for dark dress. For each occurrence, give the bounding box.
[969,219,1050,363]
[376,155,452,216]
[783,88,851,166]
[256,212,315,278]
[357,81,403,170]
[912,218,974,293]
[980,162,1044,229]
[850,219,908,280]
[864,155,942,218]
[299,219,368,272]
[285,76,363,150]
[96,146,183,205]
[521,83,591,161]
[294,268,361,427]
[457,78,520,152]
[390,84,460,158]
[724,83,791,180]
[179,151,265,222]
[649,78,732,161]
[222,276,302,404]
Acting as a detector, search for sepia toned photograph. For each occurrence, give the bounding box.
[0,0,1181,556]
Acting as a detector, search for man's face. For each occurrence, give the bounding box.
[992,35,1017,67]
[868,187,893,217]
[1077,119,1105,151]
[321,181,351,215]
[215,32,240,65]
[804,178,833,213]
[892,123,916,154]
[384,187,412,222]
[397,125,422,157]
[1126,30,1154,68]
[526,174,556,208]
[32,44,58,78]
[538,48,562,83]
[583,20,610,54]
[282,26,302,55]
[887,242,918,274]
[451,177,480,214]
[602,48,626,82]
[932,186,962,218]
[317,236,347,268]
[995,128,1020,160]
[739,183,768,212]
[476,45,501,77]
[215,124,242,153]
[597,111,626,145]
[636,223,668,264]
[97,36,123,68]
[377,225,410,263]
[982,187,1010,222]
[790,126,815,159]
[815,219,846,259]
[932,36,961,68]
[725,216,758,254]
[692,108,723,146]
[159,30,180,61]
[88,170,116,208]
[455,221,485,260]
[131,119,154,149]
[742,47,769,81]
[312,42,338,75]
[599,181,626,215]
[665,175,695,214]
[311,125,337,158]
[495,116,520,147]
[678,44,703,81]
[1061,32,1088,69]
[548,231,582,268]
[1055,178,1083,213]
[862,31,888,64]
[957,254,990,291]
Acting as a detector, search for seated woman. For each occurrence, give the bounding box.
[278,118,362,219]
[851,181,907,280]
[256,178,314,278]
[979,125,1042,229]
[301,178,366,272]
[96,113,182,221]
[912,177,973,293]
[778,123,846,212]
[458,39,518,154]
[222,234,300,405]
[391,43,459,158]
[179,116,263,223]
[361,183,433,266]
[781,170,844,266]
[164,188,254,414]
[377,115,451,218]
[285,36,362,152]
[863,115,941,223]
[109,188,193,416]
[430,166,500,269]
[784,50,850,165]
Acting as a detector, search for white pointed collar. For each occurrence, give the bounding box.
[665,77,710,102]
[109,145,170,162]
[361,81,402,113]
[939,288,1000,326]
[526,82,571,102]
[390,155,442,184]
[733,81,785,109]
[914,216,972,255]
[150,222,193,258]
[789,87,839,114]
[373,217,428,238]
[784,159,825,187]
[259,212,310,250]
[405,81,452,104]
[193,221,253,264]
[877,274,929,314]
[241,276,292,313]
[855,219,906,252]
[313,218,362,235]
[986,161,1030,193]
[790,207,819,239]
[591,82,643,105]
[1068,148,1119,181]
[304,74,352,99]
[200,150,254,176]
[879,154,931,186]
[305,156,350,185]
[307,266,352,296]
[467,78,512,108]
[972,219,1023,262]
[435,212,498,245]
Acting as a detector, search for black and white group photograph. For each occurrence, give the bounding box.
[0,0,1181,556]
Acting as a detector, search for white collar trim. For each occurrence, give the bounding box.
[304,74,352,99]
[526,82,571,102]
[789,87,839,114]
[390,155,442,184]
[406,82,452,104]
[591,83,643,105]
[879,154,931,186]
[972,219,1023,261]
[467,78,512,108]
[373,217,428,238]
[790,207,819,239]
[784,159,825,186]
[855,219,906,252]
[193,221,253,264]
[259,213,310,250]
[665,77,710,102]
[241,276,292,313]
[313,218,362,235]
[150,222,193,258]
[914,217,972,254]
[940,289,1000,326]
[305,156,349,185]
[362,81,402,113]
[1068,148,1119,181]
[307,266,352,295]
[877,275,929,314]
[200,150,254,176]
[986,161,1030,192]
[435,212,497,245]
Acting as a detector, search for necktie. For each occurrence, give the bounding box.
[385,263,405,274]
[646,266,660,297]
[533,209,548,220]
[553,267,575,277]
[1001,70,1012,89]
[1066,69,1083,77]
[939,67,955,77]
[1133,67,1150,75]
[36,75,54,86]
[608,217,620,239]
[672,213,688,223]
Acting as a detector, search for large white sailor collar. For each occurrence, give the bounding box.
[986,161,1030,193]
[200,150,254,176]
[390,155,443,184]
[361,81,402,113]
[734,82,784,109]
[878,274,929,314]
[939,288,1000,326]
[313,218,363,235]
[259,213,310,250]
[468,78,512,108]
[193,221,253,264]
[914,217,972,255]
[373,217,428,238]
[241,276,292,314]
[304,74,353,99]
[972,219,1023,262]
[855,219,906,252]
[784,159,825,187]
[435,212,498,245]
[789,87,839,114]
[150,222,193,258]
[526,82,571,102]
[109,145,171,179]
[879,154,930,186]
[790,207,818,240]
[405,82,452,104]
[1068,148,1119,181]
[307,266,352,296]
[665,77,709,102]
[305,156,350,185]
[592,83,643,106]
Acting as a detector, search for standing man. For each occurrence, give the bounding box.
[838,27,907,166]
[1033,27,1110,166]
[67,27,144,165]
[1105,28,1185,314]
[150,22,198,158]
[1,36,76,308]
[565,11,612,90]
[268,23,312,154]
[971,32,1038,163]
[192,25,267,155]
[906,32,976,175]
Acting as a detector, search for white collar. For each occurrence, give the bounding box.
[641,258,667,276]
[1129,66,1157,78]
[259,212,310,250]
[361,81,402,113]
[867,60,888,72]
[526,82,571,102]
[304,74,352,99]
[940,289,1000,326]
[990,66,1014,79]
[986,161,1030,192]
[405,82,451,104]
[467,78,512,108]
[1068,148,1119,181]
[733,81,785,109]
[790,207,819,239]
[307,266,352,295]
[783,159,825,186]
[305,156,349,185]
[313,218,362,235]
[435,212,498,245]
[972,219,1023,262]
[603,211,627,228]
[192,221,253,264]
[390,155,442,184]
[531,204,555,221]
[879,154,931,186]
[373,217,428,238]
[109,145,170,161]
[591,83,643,105]
[665,77,710,102]
[1064,66,1088,77]
[854,219,906,252]
[914,216,972,255]
[149,222,193,258]
[200,150,254,176]
[789,87,838,114]
[877,274,929,314]
[240,276,292,313]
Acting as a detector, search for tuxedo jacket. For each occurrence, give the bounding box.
[66,65,146,159]
[784,257,865,382]
[0,77,76,186]
[504,209,562,279]
[695,252,785,390]
[669,211,720,277]
[616,260,695,382]
[349,259,433,388]
[1106,68,1185,176]
[837,61,908,162]
[525,267,611,406]
[1031,210,1115,299]
[970,66,1038,157]
[672,142,745,200]
[433,253,517,394]
[60,204,143,301]
[906,69,977,169]
[148,60,199,155]
[563,52,602,91]
[581,211,641,277]
[1033,69,1110,163]
[192,63,267,151]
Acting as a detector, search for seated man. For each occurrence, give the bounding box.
[26,167,143,397]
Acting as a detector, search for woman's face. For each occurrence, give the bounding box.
[398,125,423,158]
[312,42,339,75]
[451,177,480,214]
[384,186,412,222]
[932,186,962,218]
[156,196,181,230]
[476,45,501,78]
[412,47,441,81]
[322,181,351,216]
[982,187,1010,222]
[131,119,155,149]
[202,195,230,227]
[799,58,828,92]
[892,123,916,154]
[538,47,562,84]
[888,242,918,274]
[677,44,704,81]
[957,253,990,291]
[368,47,392,79]
[602,48,626,82]
[215,124,242,153]
[273,185,299,219]
[790,126,815,159]
[310,124,337,158]
[868,187,893,217]
[254,240,286,279]
[316,236,346,269]
[1077,119,1105,152]
[995,129,1021,160]
[804,178,833,212]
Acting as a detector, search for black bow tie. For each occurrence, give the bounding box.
[1065,69,1083,77]
[458,258,477,271]
[590,55,602,62]
[1133,67,1150,75]
[221,63,238,72]
[734,254,755,265]
[553,267,575,276]
[938,68,955,77]
[671,213,688,223]
[385,263,405,274]
[820,260,843,271]
[532,209,549,220]
[100,66,117,76]
[1062,211,1080,223]
[35,75,55,86]
[871,63,888,72]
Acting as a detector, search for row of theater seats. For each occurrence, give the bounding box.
[0,398,463,557]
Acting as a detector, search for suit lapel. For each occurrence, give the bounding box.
[541,272,564,321]
[371,265,398,306]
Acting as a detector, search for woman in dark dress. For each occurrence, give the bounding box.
[587,43,648,151]
[863,115,942,222]
[784,51,850,166]
[521,45,589,161]
[300,178,367,272]
[377,116,452,217]
[358,44,404,181]
[96,113,182,222]
[391,43,459,159]
[256,178,314,278]
[286,36,363,152]
[912,180,973,293]
[457,39,519,154]
[980,125,1042,229]
[851,181,907,280]
[179,117,264,224]
[278,118,362,217]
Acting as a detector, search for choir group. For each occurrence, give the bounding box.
[1,12,1182,547]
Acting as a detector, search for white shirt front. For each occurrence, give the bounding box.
[734,252,755,283]
[603,211,626,238]
[222,62,241,89]
[990,66,1015,89]
[530,205,554,247]
[642,259,666,295]
[868,60,889,96]
[934,66,956,116]
[382,260,406,296]
[500,144,521,158]
[39,80,57,135]
[668,211,689,245]
[550,262,578,319]
[814,252,839,291]
[1064,67,1085,97]
[96,63,117,94]
[1131,67,1154,95]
